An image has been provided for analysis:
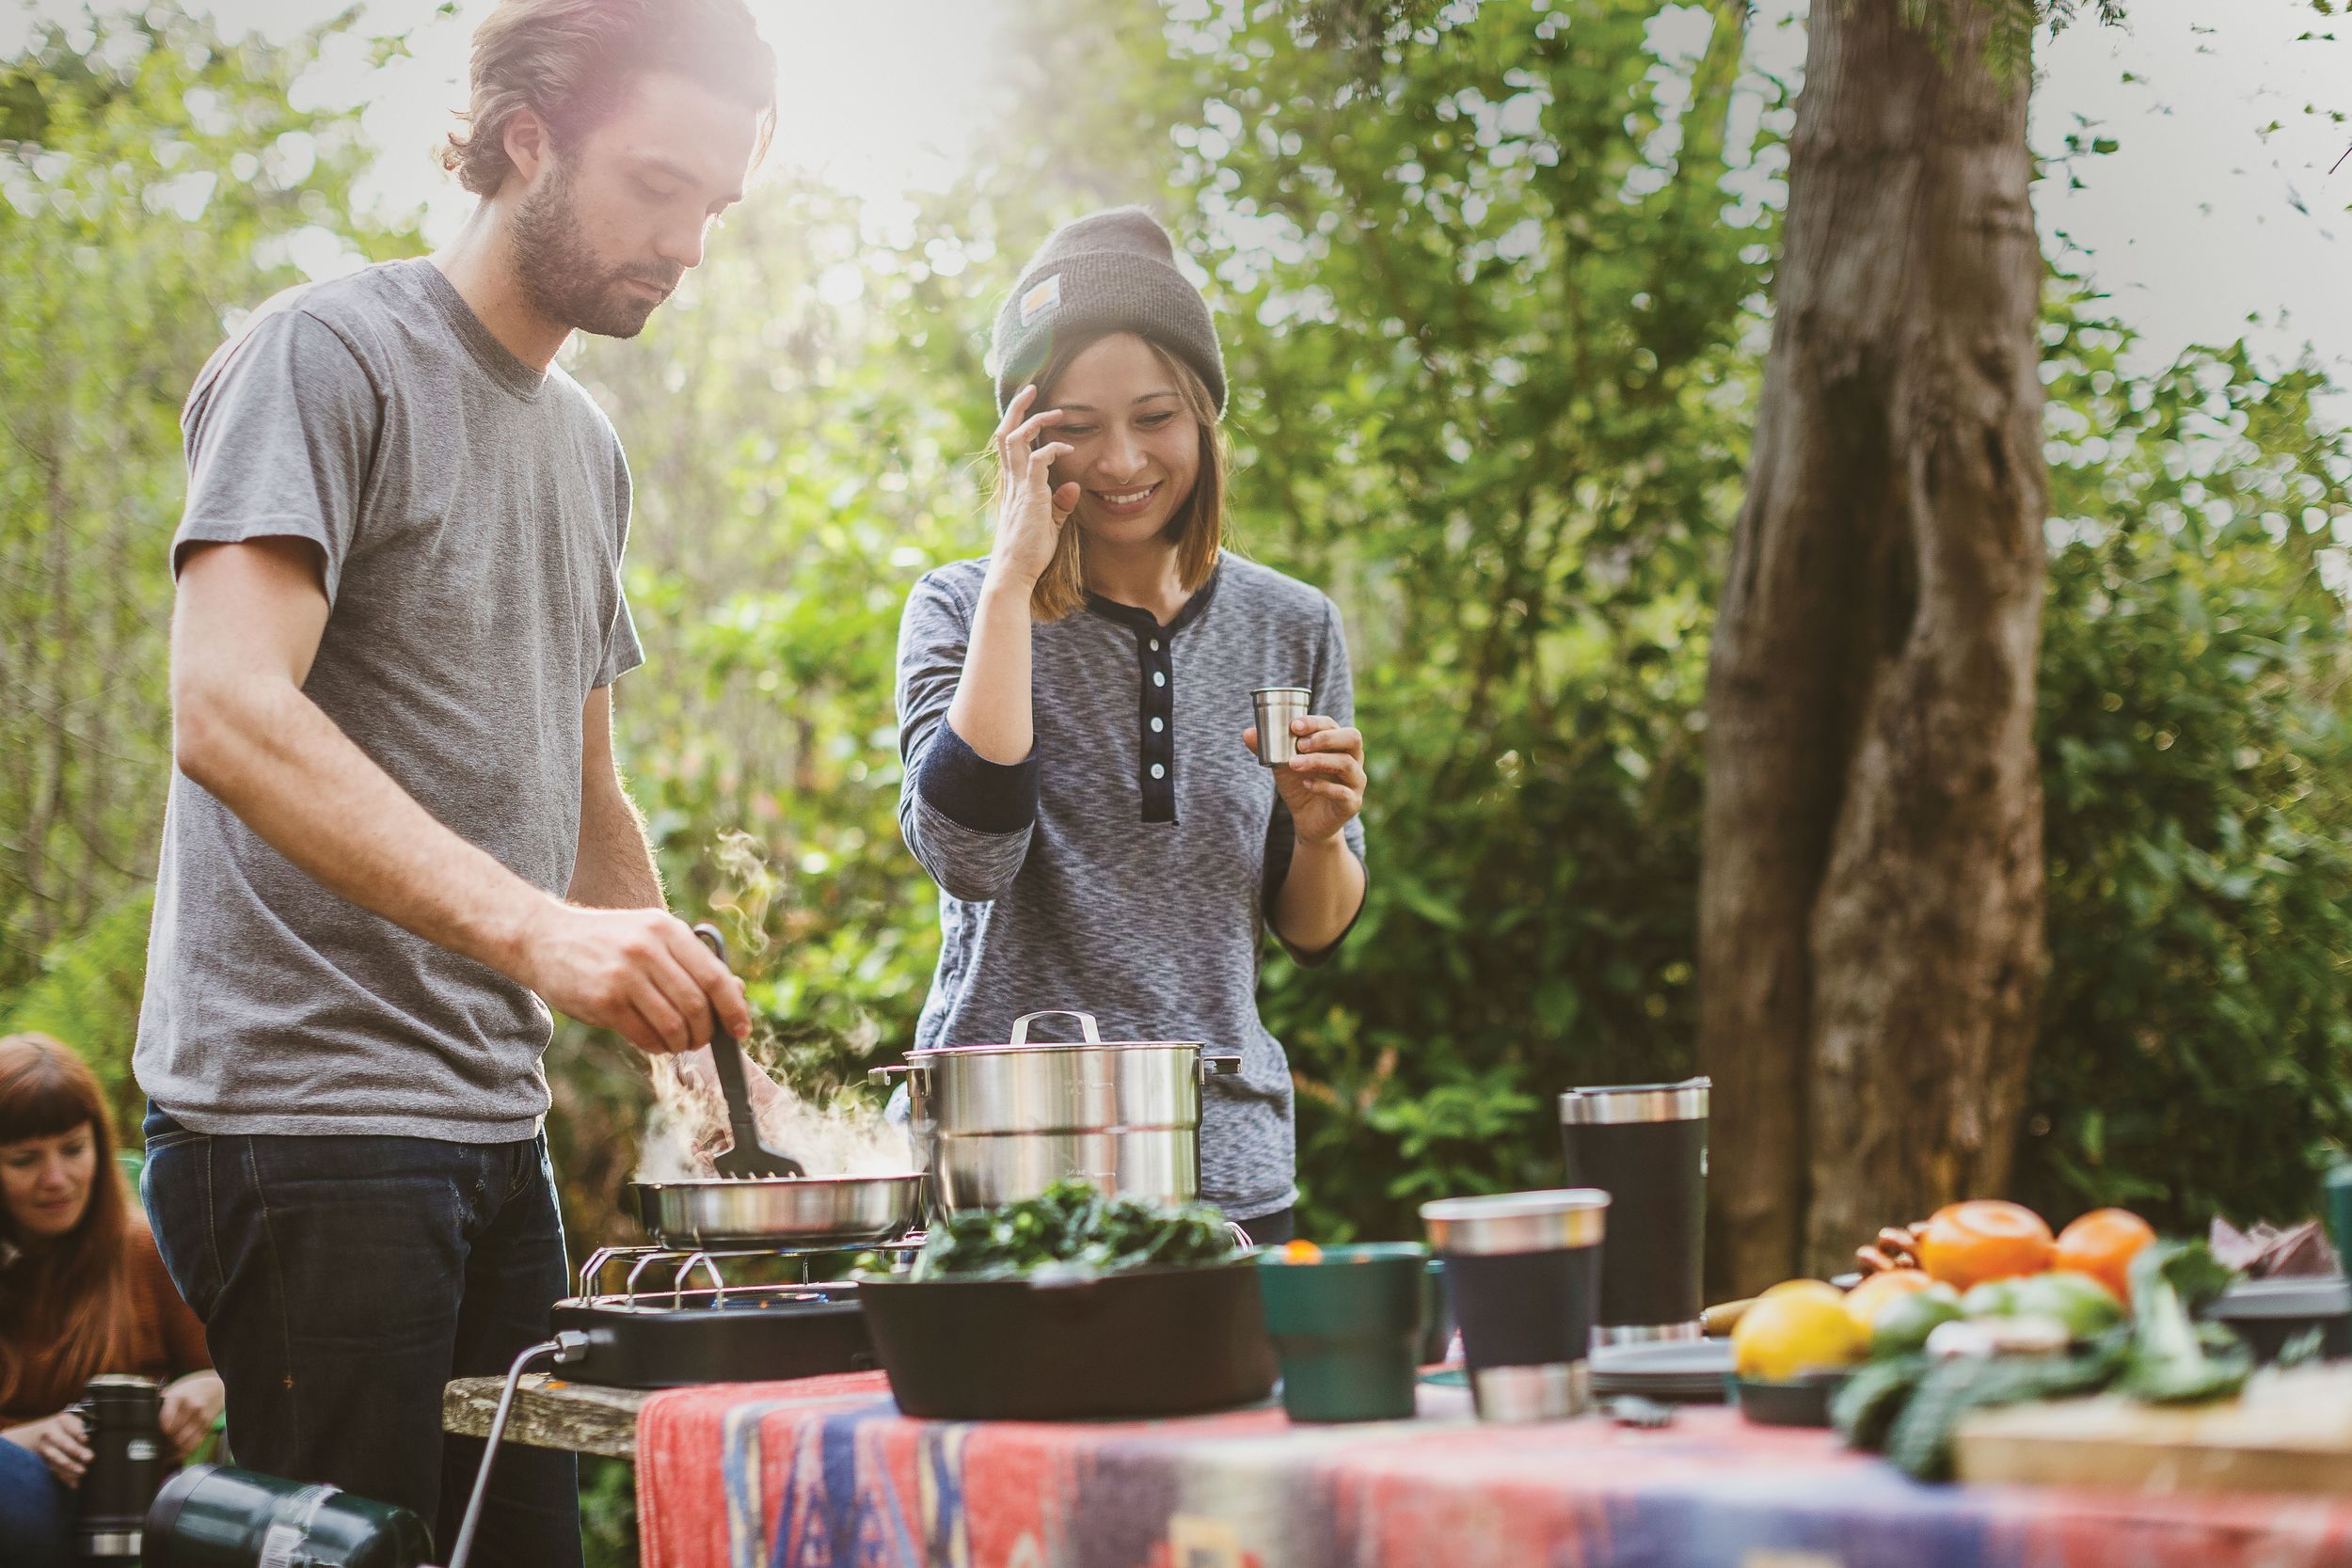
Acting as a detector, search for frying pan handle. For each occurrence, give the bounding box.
[690,923,764,1149]
[1200,1054,1243,1080]
[1009,1010,1102,1046]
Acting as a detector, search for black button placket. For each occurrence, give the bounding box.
[1136,624,1176,822]
[1083,562,1220,827]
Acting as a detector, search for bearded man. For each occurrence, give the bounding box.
[134,5,776,1561]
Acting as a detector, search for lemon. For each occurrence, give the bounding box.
[1757,1278,1846,1307]
[1733,1283,1866,1380]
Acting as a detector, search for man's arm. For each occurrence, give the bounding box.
[568,686,790,1114]
[170,537,748,1053]
[570,686,666,911]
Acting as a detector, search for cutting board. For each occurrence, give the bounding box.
[1953,1364,2352,1497]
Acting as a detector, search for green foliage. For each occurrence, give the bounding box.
[1147,0,1767,1239]
[2022,303,2352,1231]
[0,889,151,1137]
[0,8,414,990]
[578,1456,638,1567]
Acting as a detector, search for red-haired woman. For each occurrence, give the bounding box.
[0,1034,218,1565]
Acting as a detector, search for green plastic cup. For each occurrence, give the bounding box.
[2326,1163,2352,1275]
[1255,1243,1429,1422]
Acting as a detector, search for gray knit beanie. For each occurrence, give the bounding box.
[989,207,1226,417]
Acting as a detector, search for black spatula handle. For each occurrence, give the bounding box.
[690,923,801,1177]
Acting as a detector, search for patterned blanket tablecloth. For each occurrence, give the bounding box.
[635,1370,2352,1568]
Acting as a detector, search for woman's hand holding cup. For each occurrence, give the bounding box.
[1248,713,1368,846]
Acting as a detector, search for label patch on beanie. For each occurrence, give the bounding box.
[1019,274,1062,325]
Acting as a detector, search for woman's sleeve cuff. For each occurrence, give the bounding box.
[912,722,1040,834]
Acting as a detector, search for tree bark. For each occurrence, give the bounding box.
[1699,0,2048,1293]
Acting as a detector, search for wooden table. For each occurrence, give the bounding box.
[441,1374,647,1460]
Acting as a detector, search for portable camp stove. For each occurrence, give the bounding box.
[552,1239,919,1389]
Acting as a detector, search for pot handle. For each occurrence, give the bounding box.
[1009,1010,1103,1046]
[1201,1054,1243,1079]
[866,1064,921,1088]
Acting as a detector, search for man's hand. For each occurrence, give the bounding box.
[515,901,750,1055]
[3,1411,92,1486]
[160,1370,224,1462]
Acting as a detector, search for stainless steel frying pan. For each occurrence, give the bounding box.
[628,1173,924,1248]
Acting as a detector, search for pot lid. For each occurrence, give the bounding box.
[909,1009,1205,1056]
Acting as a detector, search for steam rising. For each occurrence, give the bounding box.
[635,1042,914,1182]
[635,832,914,1181]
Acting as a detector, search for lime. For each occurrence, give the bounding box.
[1960,1279,2024,1320]
[2006,1270,2125,1339]
[1868,1284,1963,1358]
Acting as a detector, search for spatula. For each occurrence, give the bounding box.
[691,923,804,1180]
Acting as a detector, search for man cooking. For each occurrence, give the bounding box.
[133,3,776,1562]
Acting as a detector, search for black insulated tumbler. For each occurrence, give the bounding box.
[1420,1189,1611,1421]
[71,1372,165,1561]
[1558,1078,1709,1344]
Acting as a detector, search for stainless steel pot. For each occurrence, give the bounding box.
[628,1174,924,1248]
[869,1010,1240,1213]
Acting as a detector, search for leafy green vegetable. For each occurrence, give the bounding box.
[901,1180,1237,1282]
[1838,1240,2252,1480]
[2117,1241,2251,1404]
[1833,1354,1930,1451]
[1882,1337,2127,1481]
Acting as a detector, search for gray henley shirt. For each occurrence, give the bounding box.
[895,554,1367,1220]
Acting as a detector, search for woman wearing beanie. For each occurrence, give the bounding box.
[892,207,1369,1242]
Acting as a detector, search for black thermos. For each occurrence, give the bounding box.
[71,1372,166,1561]
[1558,1078,1709,1343]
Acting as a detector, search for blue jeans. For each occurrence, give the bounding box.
[0,1433,71,1567]
[140,1106,582,1568]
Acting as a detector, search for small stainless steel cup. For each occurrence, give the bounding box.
[1253,687,1311,767]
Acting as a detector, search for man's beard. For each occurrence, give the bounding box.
[510,160,680,340]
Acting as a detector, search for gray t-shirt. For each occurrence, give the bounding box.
[135,259,643,1142]
[895,555,1366,1220]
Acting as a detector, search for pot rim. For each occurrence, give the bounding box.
[910,1039,1209,1058]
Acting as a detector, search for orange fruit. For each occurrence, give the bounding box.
[1915,1200,2055,1291]
[1841,1268,1935,1337]
[2052,1208,2156,1303]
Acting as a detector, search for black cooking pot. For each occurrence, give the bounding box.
[859,1260,1276,1420]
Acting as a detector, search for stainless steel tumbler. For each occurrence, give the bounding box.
[1253,687,1311,766]
[1558,1078,1709,1346]
[1420,1189,1610,1421]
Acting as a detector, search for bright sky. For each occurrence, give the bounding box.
[1,0,1009,231]
[1741,0,2352,392]
[4,0,2344,395]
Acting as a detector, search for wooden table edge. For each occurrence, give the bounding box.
[442,1374,645,1461]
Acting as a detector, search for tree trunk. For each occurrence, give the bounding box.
[1699,0,2048,1294]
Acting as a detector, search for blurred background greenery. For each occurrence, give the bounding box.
[3,2,2350,1557]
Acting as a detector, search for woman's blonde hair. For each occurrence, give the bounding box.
[1006,336,1231,623]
